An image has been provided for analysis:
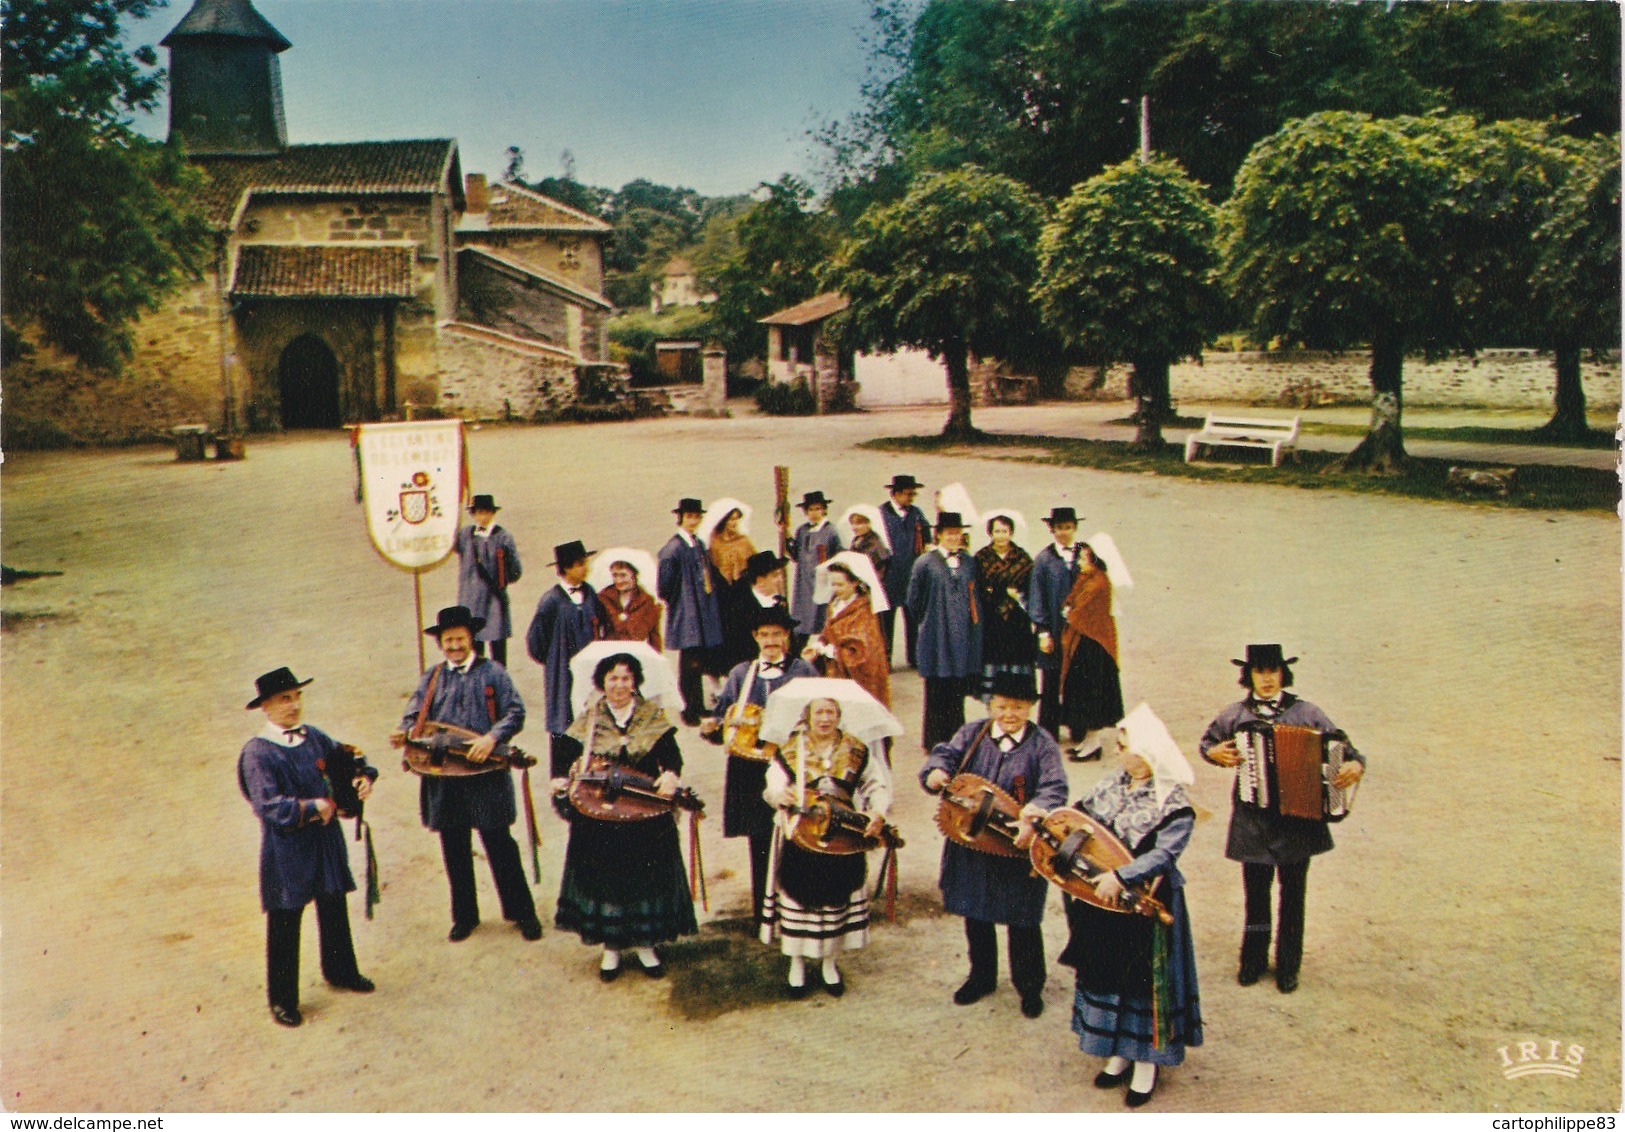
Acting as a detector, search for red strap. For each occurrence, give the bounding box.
[967,578,979,625]
[411,666,441,739]
[496,547,507,590]
[484,684,498,724]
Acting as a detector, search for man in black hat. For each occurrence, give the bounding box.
[393,606,542,943]
[525,540,603,763]
[702,604,817,927]
[454,494,523,667]
[789,490,842,650]
[1199,644,1366,993]
[658,498,725,725]
[239,667,377,1026]
[878,475,930,668]
[1028,505,1082,738]
[907,510,982,748]
[921,671,1068,1017]
[718,549,789,672]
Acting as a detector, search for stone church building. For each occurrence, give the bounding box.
[133,0,613,431]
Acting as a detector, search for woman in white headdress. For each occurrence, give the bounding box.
[1055,703,1203,1108]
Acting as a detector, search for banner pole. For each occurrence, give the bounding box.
[414,571,426,673]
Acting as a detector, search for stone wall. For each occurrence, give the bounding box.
[235,299,387,428]
[436,324,578,420]
[1065,349,1622,411]
[121,272,229,426]
[241,193,433,246]
[457,254,572,350]
[466,232,603,295]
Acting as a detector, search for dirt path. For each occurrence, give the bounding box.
[2,407,1618,1112]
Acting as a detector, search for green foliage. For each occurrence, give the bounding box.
[1531,136,1622,350]
[1035,157,1224,366]
[753,378,817,416]
[605,305,715,384]
[2,0,210,371]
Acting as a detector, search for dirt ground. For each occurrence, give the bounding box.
[2,404,1619,1113]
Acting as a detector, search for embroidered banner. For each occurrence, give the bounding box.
[353,420,467,571]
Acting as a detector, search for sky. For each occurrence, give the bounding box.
[130,0,878,197]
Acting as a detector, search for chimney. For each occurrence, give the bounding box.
[465,173,489,215]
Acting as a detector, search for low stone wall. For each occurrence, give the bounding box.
[435,323,578,420]
[1065,349,1622,411]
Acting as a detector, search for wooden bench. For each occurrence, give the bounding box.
[1184,413,1300,467]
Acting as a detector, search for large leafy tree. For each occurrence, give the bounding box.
[2,0,209,370]
[824,166,1042,439]
[1530,137,1622,439]
[1221,112,1466,473]
[1034,157,1224,450]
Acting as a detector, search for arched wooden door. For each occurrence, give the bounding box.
[277,335,341,428]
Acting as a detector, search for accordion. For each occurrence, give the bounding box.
[1233,721,1358,822]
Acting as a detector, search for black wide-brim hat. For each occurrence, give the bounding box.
[425,605,486,638]
[673,497,704,515]
[934,510,966,531]
[1041,506,1079,526]
[986,670,1039,702]
[743,550,789,581]
[246,666,313,709]
[751,604,799,633]
[549,540,595,568]
[886,474,922,491]
[1232,643,1298,669]
[468,494,501,513]
[798,491,831,509]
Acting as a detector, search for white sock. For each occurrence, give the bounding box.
[1104,1056,1130,1076]
[600,948,621,970]
[633,947,659,966]
[821,957,841,984]
[1130,1062,1157,1093]
[788,956,806,987]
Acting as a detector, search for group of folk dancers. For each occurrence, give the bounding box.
[237,477,1366,1108]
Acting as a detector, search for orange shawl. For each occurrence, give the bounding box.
[597,585,663,651]
[1059,565,1117,688]
[709,529,756,585]
[818,594,891,708]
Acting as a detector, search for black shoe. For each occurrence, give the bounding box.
[824,975,846,998]
[270,1004,303,1028]
[328,974,375,993]
[680,710,702,727]
[517,917,543,941]
[952,978,995,1006]
[1094,1065,1132,1089]
[1125,1080,1157,1107]
[448,921,478,942]
[599,965,622,983]
[786,981,811,1000]
[1276,969,1299,994]
[636,954,666,979]
[1019,992,1044,1018]
[1237,958,1266,986]
[1068,746,1102,763]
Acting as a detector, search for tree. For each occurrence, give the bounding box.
[1530,137,1622,439]
[824,166,1042,439]
[1220,112,1466,472]
[2,0,209,370]
[1034,157,1224,449]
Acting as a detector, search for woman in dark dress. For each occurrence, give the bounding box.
[1058,543,1125,759]
[553,653,697,980]
[974,512,1035,700]
[1058,704,1202,1108]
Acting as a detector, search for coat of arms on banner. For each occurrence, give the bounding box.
[353,421,467,571]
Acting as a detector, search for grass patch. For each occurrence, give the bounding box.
[1299,421,1618,450]
[859,433,1620,512]
[0,609,73,632]
[665,915,789,1020]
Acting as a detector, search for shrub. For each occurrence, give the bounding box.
[754,378,816,416]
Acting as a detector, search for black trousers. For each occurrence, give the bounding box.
[471,639,506,666]
[678,648,708,717]
[965,917,1046,996]
[1242,860,1310,977]
[922,676,969,748]
[1037,664,1062,736]
[266,893,360,1009]
[746,826,773,927]
[439,825,537,928]
[878,606,919,668]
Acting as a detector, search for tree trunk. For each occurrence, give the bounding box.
[1538,343,1589,440]
[1336,332,1408,473]
[1129,356,1171,451]
[940,340,978,440]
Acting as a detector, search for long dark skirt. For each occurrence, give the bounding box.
[554,812,697,949]
[761,835,871,958]
[979,611,1036,699]
[1060,888,1203,1066]
[1060,637,1124,735]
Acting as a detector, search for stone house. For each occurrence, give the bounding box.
[130,0,615,432]
[649,257,715,313]
[759,292,857,410]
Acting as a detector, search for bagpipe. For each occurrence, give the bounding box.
[325,743,381,920]
[1028,808,1172,925]
[932,773,1027,858]
[566,755,710,912]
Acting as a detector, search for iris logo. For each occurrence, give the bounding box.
[1497,1040,1584,1080]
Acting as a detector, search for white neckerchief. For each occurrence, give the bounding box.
[473,526,492,538]
[562,582,585,606]
[260,720,308,747]
[446,656,474,675]
[1053,540,1076,559]
[937,544,963,567]
[677,528,700,548]
[828,593,856,619]
[606,700,636,729]
[990,723,1028,749]
[805,518,828,533]
[753,588,778,607]
[887,499,909,516]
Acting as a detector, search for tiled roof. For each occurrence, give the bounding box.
[231,244,416,299]
[759,292,849,326]
[458,246,612,310]
[484,182,612,232]
[193,140,459,227]
[161,0,290,50]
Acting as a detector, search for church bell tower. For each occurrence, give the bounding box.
[161,0,291,155]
